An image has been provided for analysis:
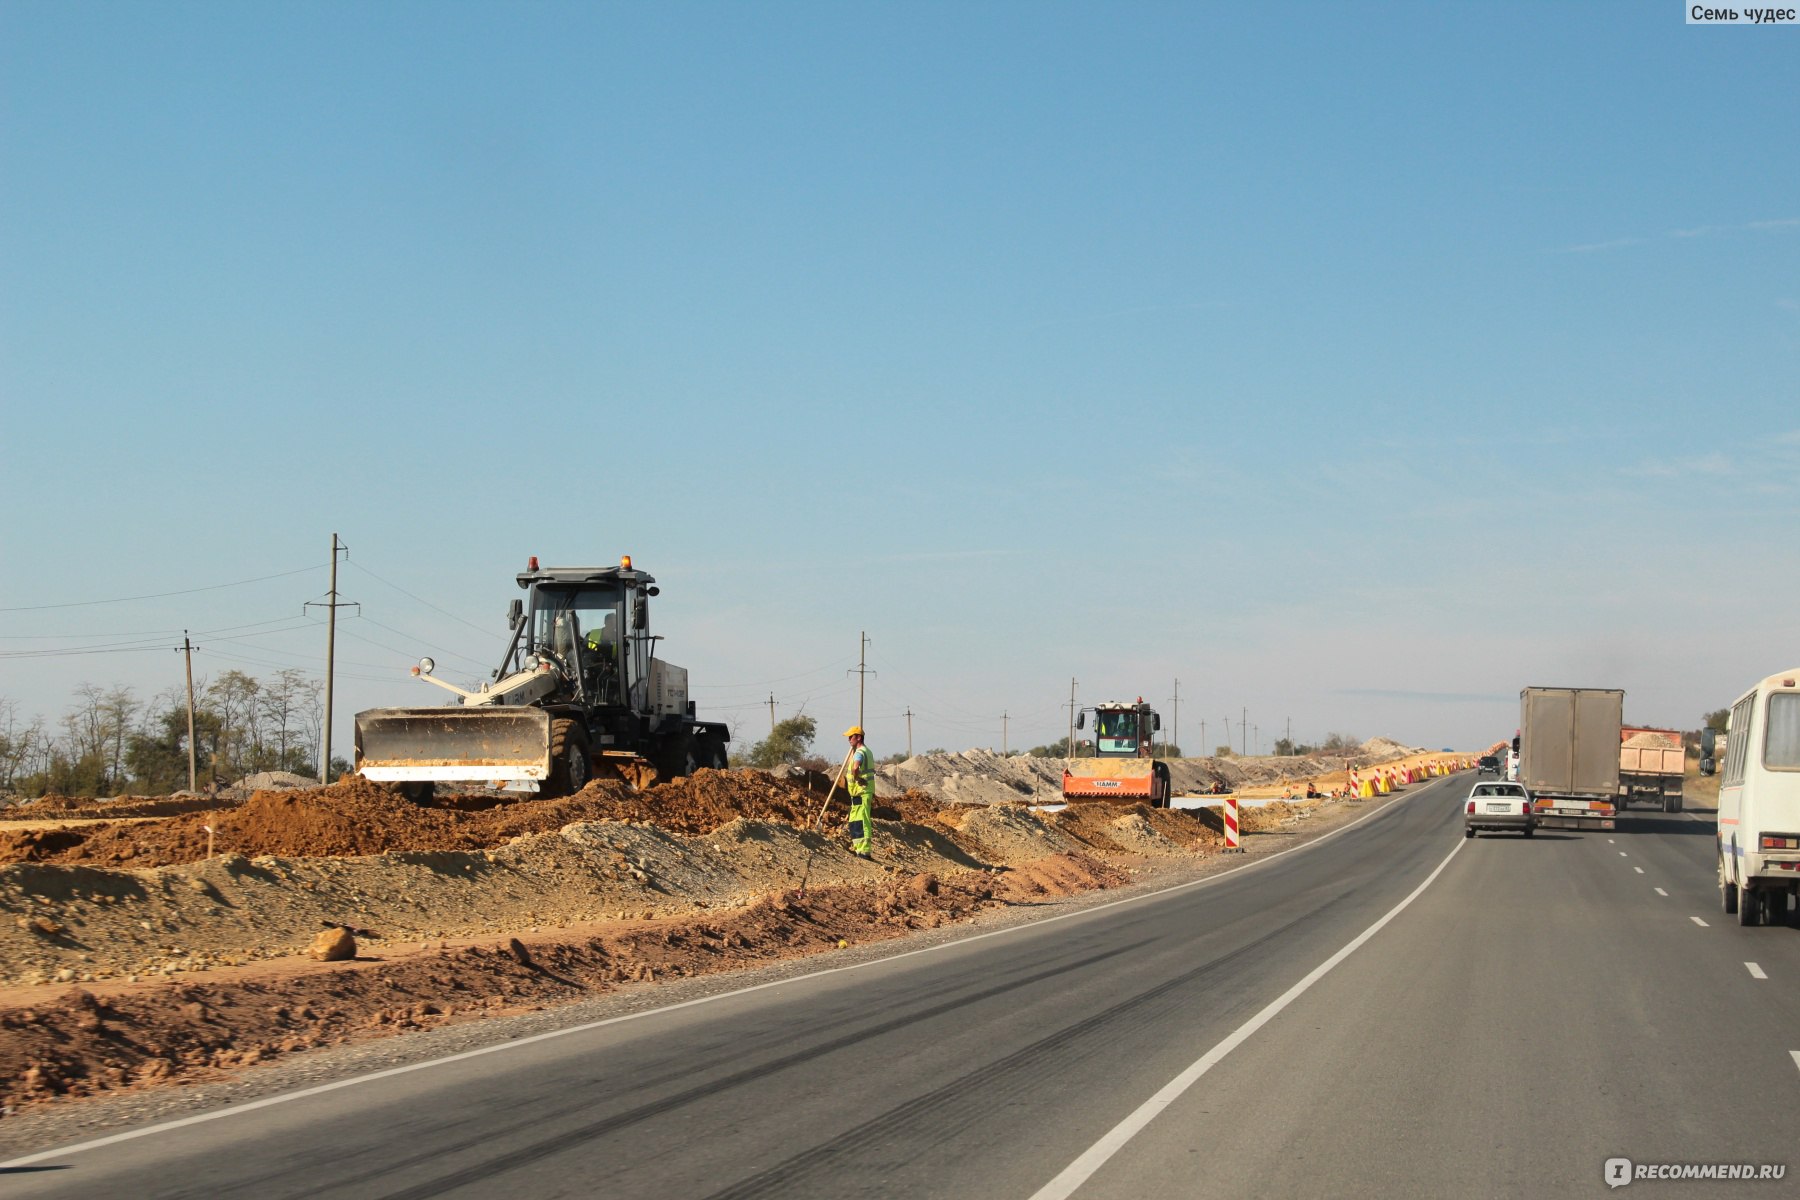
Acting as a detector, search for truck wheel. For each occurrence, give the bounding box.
[1766,890,1789,927]
[547,719,592,798]
[1667,795,1682,813]
[1737,882,1759,927]
[1721,857,1738,914]
[1464,827,1475,839]
[1522,826,1534,838]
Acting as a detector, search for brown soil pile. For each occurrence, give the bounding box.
[0,769,911,870]
[5,794,235,820]
[0,871,1001,1114]
[1051,801,1222,854]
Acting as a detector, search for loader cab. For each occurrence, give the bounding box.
[530,585,625,707]
[1087,702,1160,758]
[513,559,661,713]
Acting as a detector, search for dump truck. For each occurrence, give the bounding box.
[354,556,730,800]
[1518,686,1622,830]
[1618,726,1685,812]
[1062,699,1171,807]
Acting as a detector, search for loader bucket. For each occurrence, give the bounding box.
[602,752,660,793]
[355,707,552,783]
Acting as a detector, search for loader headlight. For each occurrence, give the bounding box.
[418,657,436,675]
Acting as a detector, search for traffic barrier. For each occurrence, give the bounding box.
[1222,793,1242,852]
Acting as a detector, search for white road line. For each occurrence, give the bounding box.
[1746,963,1768,980]
[1608,838,1616,844]
[1654,888,1668,896]
[0,768,1446,1170]
[1619,851,1628,857]
[1692,917,1710,927]
[1634,867,1644,874]
[1028,838,1466,1200]
[1791,1051,1800,1075]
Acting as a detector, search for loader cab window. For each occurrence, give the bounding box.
[1096,710,1142,756]
[532,587,624,706]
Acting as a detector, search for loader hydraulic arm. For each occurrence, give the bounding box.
[411,658,559,708]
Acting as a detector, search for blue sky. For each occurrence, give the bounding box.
[3,1,1795,763]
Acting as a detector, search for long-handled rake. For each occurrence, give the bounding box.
[797,747,854,897]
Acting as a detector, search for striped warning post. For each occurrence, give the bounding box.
[1223,793,1242,852]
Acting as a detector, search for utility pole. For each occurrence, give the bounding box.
[1065,677,1078,759]
[767,693,777,736]
[1169,678,1180,760]
[904,707,913,759]
[1200,719,1207,757]
[847,631,874,731]
[1241,706,1247,756]
[305,534,357,784]
[1001,711,1009,756]
[1286,716,1292,753]
[178,632,198,793]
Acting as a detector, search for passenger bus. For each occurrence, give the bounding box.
[1714,668,1800,926]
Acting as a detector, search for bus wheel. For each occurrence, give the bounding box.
[1737,882,1759,927]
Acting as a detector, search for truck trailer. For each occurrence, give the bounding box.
[1519,686,1623,830]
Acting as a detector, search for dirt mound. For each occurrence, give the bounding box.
[3,793,234,821]
[0,872,1006,1115]
[0,769,853,869]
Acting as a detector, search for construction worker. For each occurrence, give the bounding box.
[841,725,875,859]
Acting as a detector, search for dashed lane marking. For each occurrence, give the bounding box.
[1746,963,1767,979]
[1028,838,1468,1200]
[1692,917,1710,927]
[1655,888,1668,896]
[1634,867,1644,874]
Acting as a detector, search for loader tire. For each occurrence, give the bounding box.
[699,734,729,771]
[398,782,436,806]
[546,719,593,798]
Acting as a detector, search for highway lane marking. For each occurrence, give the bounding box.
[1027,837,1467,1200]
[1692,917,1710,927]
[1791,1051,1800,1075]
[0,770,1449,1170]
[1619,851,1628,857]
[1608,838,1616,843]
[1746,963,1767,979]
[1655,888,1668,896]
[1634,867,1644,874]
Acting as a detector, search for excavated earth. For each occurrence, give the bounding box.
[0,748,1428,1121]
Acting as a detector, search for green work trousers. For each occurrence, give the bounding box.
[847,793,873,855]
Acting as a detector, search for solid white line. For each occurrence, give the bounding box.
[1746,962,1767,980]
[1692,917,1710,927]
[1027,837,1467,1200]
[1654,888,1668,896]
[0,773,1444,1169]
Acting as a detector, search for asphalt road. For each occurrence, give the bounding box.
[5,775,1796,1198]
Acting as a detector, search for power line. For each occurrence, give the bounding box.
[0,564,323,612]
[344,561,508,643]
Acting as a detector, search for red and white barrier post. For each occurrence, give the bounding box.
[1223,793,1242,853]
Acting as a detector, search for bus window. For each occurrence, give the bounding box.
[1765,693,1800,770]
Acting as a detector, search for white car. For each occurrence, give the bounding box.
[1465,780,1535,838]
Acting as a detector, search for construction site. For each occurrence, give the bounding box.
[0,740,1472,1121]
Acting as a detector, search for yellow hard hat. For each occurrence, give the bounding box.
[844,725,864,738]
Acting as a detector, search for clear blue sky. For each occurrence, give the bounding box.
[3,1,1795,763]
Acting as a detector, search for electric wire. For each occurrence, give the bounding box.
[0,564,324,612]
[343,561,507,643]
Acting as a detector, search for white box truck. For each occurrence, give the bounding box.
[1519,687,1623,830]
